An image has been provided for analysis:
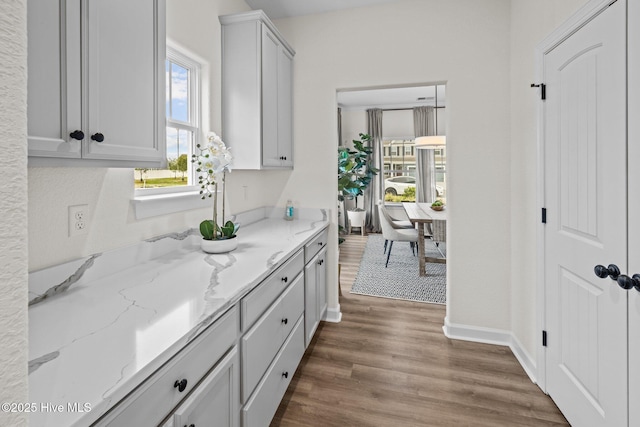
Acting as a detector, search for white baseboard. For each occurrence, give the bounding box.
[323,305,342,323]
[443,316,537,384]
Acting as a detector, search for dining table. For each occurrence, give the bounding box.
[402,202,447,276]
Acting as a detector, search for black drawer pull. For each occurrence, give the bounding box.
[282,371,289,379]
[282,318,288,325]
[174,378,188,392]
[281,276,288,284]
[318,242,323,246]
[91,132,104,142]
[69,130,84,140]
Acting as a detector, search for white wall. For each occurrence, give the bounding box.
[27,0,301,271]
[0,1,28,425]
[276,0,512,330]
[509,0,589,365]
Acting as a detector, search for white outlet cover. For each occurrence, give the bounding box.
[69,204,89,236]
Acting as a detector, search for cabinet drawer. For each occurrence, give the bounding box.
[304,228,328,264]
[241,249,303,331]
[242,317,305,427]
[242,275,304,402]
[93,306,240,426]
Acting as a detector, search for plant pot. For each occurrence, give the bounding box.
[430,205,444,211]
[201,236,238,254]
[348,210,367,230]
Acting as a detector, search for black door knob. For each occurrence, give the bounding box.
[616,275,636,290]
[69,130,84,140]
[594,264,620,280]
[174,378,188,392]
[618,274,640,292]
[91,132,104,142]
[281,318,288,325]
[282,371,288,379]
[281,276,288,283]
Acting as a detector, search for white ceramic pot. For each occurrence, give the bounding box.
[201,236,238,254]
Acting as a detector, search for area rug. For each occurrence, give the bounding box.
[350,234,446,304]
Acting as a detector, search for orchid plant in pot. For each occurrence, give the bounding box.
[192,132,239,253]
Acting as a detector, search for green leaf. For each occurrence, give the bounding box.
[199,220,214,240]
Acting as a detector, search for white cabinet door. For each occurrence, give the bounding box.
[543,1,627,425]
[172,347,240,427]
[317,246,327,321]
[277,46,293,168]
[304,256,318,347]
[261,25,281,168]
[83,0,165,163]
[27,0,82,158]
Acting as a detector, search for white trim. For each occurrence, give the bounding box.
[323,305,342,323]
[533,0,613,394]
[443,317,538,385]
[131,190,211,219]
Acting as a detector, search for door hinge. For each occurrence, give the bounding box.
[531,83,546,100]
[542,330,547,347]
[541,208,547,224]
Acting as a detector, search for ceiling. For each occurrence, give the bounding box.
[245,0,404,19]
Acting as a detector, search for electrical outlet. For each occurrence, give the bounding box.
[69,204,89,237]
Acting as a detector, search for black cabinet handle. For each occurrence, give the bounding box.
[318,242,323,246]
[184,424,195,427]
[91,132,104,142]
[174,378,188,392]
[281,276,288,284]
[282,318,288,325]
[594,264,620,281]
[69,130,84,140]
[282,371,288,379]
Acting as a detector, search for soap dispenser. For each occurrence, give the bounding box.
[285,200,294,221]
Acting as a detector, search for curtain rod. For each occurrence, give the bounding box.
[381,106,446,112]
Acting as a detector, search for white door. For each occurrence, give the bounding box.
[543,1,627,426]
[628,0,640,425]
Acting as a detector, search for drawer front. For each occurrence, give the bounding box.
[94,306,240,426]
[304,228,328,264]
[242,317,305,427]
[241,249,303,331]
[241,275,303,402]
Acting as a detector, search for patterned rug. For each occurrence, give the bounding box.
[350,234,446,304]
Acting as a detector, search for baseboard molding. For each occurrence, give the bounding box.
[443,316,537,384]
[324,305,342,323]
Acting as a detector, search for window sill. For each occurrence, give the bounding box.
[131,190,212,219]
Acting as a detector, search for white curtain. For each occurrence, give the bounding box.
[413,106,436,203]
[365,108,384,232]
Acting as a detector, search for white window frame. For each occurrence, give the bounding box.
[132,43,211,219]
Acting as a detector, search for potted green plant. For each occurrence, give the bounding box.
[338,133,379,241]
[192,132,239,253]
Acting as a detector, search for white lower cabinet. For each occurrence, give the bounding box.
[241,274,304,402]
[242,317,305,427]
[169,347,240,427]
[304,230,328,347]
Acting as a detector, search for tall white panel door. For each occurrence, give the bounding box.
[543,1,627,425]
[83,0,165,163]
[627,0,640,426]
[27,0,82,158]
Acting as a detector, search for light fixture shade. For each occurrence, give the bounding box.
[415,135,446,149]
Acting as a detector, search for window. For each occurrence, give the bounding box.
[383,138,446,203]
[135,46,201,191]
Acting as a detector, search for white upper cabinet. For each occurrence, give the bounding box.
[220,10,295,169]
[27,0,166,167]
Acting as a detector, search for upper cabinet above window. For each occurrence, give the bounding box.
[220,10,295,170]
[27,0,166,168]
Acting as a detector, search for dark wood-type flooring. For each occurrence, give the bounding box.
[272,233,568,426]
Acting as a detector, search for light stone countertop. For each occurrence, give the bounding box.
[28,207,329,427]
